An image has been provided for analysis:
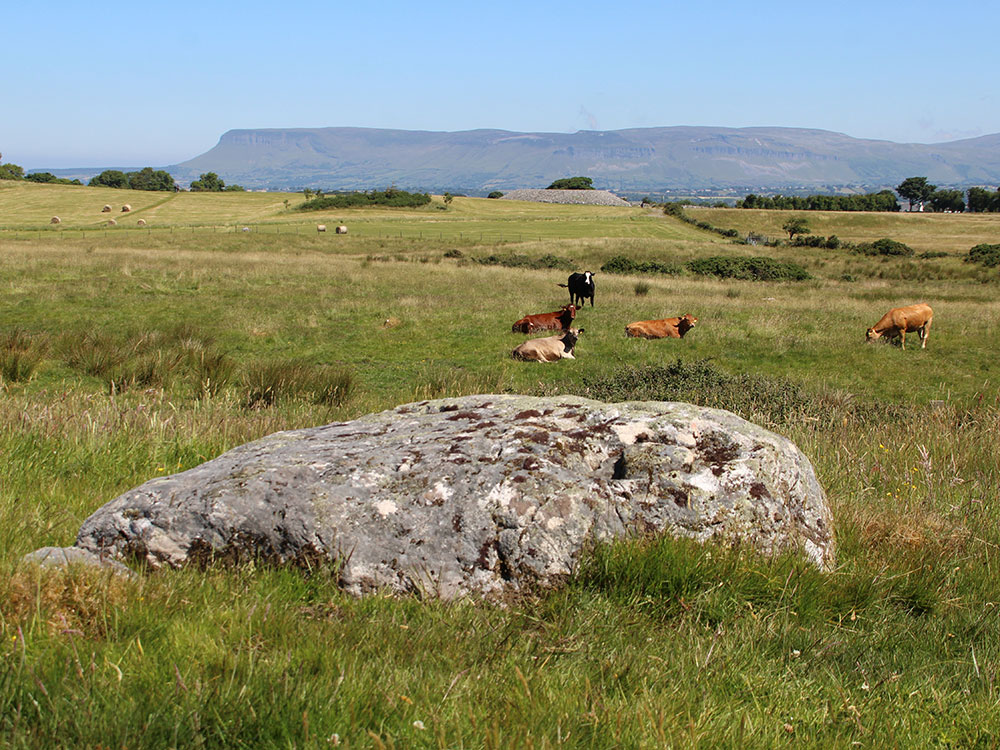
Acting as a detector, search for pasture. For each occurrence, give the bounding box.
[2,184,999,747]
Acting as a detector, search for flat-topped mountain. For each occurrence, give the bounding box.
[166,125,1000,194]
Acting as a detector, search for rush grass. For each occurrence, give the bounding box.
[1,187,1000,747]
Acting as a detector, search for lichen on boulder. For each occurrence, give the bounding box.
[70,395,834,598]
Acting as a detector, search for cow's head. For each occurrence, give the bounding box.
[866,327,881,342]
[678,314,698,336]
[560,327,583,352]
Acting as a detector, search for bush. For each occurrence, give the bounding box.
[600,255,684,276]
[547,177,593,190]
[473,253,573,270]
[298,188,431,211]
[487,191,504,199]
[574,360,909,429]
[852,238,915,257]
[686,256,811,281]
[966,243,1000,267]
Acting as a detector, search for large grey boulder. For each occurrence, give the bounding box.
[74,395,834,598]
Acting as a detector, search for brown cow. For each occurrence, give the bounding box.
[512,328,583,362]
[866,303,933,349]
[512,304,577,334]
[625,313,698,339]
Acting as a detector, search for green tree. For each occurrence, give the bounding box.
[487,191,504,199]
[223,184,246,192]
[0,161,25,180]
[547,176,594,190]
[782,216,810,240]
[896,177,936,211]
[190,172,225,192]
[967,186,1000,213]
[89,170,130,188]
[443,192,454,204]
[128,167,175,191]
[928,189,965,213]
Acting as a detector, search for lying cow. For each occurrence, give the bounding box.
[559,271,595,307]
[866,303,933,349]
[512,304,576,334]
[512,328,583,362]
[625,313,698,339]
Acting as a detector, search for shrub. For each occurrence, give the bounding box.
[487,191,504,199]
[547,177,593,190]
[240,361,355,409]
[0,329,48,384]
[600,255,684,276]
[852,238,915,257]
[966,243,1000,267]
[575,360,909,429]
[473,253,573,271]
[686,256,811,281]
[298,189,431,211]
[633,281,651,296]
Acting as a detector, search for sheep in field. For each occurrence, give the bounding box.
[317,225,327,232]
[336,225,348,234]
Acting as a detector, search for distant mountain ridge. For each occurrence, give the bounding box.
[162,125,1000,194]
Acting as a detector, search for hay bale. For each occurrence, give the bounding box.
[317,224,327,232]
[50,216,61,225]
[102,205,112,213]
[107,219,117,226]
[336,225,348,234]
[121,204,131,213]
[137,219,147,226]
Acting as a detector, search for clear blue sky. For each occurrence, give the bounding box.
[4,0,997,169]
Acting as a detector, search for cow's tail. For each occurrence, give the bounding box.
[557,283,569,288]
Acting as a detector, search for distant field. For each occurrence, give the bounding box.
[2,182,1000,747]
[687,205,1000,255]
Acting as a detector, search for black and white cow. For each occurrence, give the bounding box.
[560,272,595,307]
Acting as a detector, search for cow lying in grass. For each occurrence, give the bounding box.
[512,328,583,362]
[866,303,933,349]
[625,314,698,339]
[511,304,576,334]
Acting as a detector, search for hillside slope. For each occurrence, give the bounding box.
[167,125,1000,194]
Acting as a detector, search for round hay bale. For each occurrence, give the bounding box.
[50,216,61,225]
[317,224,327,232]
[336,225,348,234]
[120,204,131,213]
[102,205,112,213]
[137,218,147,226]
[107,219,117,226]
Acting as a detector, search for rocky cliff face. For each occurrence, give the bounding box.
[65,396,834,598]
[168,125,1000,192]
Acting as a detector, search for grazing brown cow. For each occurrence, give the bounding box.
[512,328,583,362]
[866,303,933,349]
[512,304,577,334]
[625,313,698,339]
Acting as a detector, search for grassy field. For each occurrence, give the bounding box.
[2,183,1000,747]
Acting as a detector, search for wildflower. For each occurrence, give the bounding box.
[413,720,426,730]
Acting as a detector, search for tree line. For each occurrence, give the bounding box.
[739,178,1000,213]
[0,154,242,193]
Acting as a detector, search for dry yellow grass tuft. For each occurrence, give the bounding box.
[3,564,138,638]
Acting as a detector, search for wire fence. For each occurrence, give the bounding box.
[1,225,541,243]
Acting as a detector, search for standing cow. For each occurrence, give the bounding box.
[866,303,933,350]
[559,272,595,307]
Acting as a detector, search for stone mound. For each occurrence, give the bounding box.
[48,396,832,598]
[499,189,630,206]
